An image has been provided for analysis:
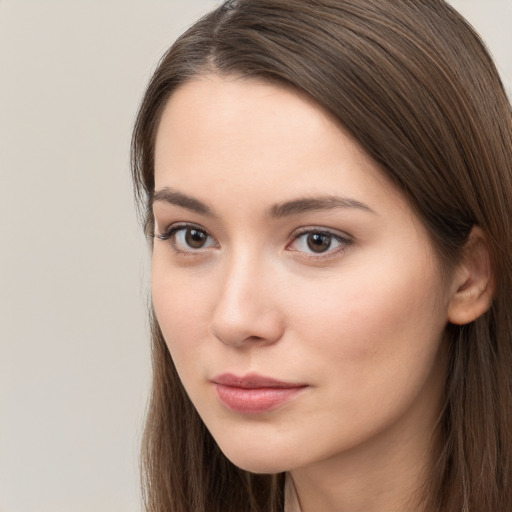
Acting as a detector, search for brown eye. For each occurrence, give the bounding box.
[306,232,332,253]
[287,229,350,257]
[156,224,217,253]
[185,228,208,249]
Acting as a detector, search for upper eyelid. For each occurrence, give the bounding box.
[287,230,351,249]
[157,221,208,235]
[289,226,353,240]
[156,223,351,235]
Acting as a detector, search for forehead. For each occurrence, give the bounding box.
[155,75,378,179]
[155,74,342,169]
[154,74,394,201]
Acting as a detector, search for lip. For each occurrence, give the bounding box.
[211,373,308,414]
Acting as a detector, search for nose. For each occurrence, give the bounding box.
[209,254,285,348]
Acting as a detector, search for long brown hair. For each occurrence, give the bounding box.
[131,1,512,511]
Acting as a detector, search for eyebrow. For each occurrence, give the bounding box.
[267,195,375,218]
[152,188,214,216]
[152,187,375,218]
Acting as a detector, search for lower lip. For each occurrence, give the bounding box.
[214,384,306,414]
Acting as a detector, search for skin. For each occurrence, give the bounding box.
[151,75,460,512]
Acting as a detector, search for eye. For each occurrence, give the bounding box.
[287,229,351,255]
[156,224,218,253]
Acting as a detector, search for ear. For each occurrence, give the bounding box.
[447,226,495,325]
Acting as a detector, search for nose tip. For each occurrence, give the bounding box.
[210,296,285,347]
[210,309,283,347]
[209,265,285,348]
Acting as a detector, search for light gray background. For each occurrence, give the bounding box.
[0,1,510,511]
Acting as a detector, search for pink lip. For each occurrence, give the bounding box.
[211,373,308,414]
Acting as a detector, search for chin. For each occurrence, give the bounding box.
[225,454,290,475]
[217,441,293,474]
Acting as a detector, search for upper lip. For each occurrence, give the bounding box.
[211,372,307,389]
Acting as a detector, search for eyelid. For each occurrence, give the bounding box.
[153,222,352,260]
[286,226,353,258]
[155,222,218,254]
[288,226,353,241]
[155,221,205,239]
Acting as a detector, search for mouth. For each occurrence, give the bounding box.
[211,373,308,414]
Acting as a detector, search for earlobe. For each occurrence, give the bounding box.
[447,227,495,326]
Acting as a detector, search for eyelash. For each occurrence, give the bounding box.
[154,223,217,255]
[154,223,353,259]
[287,227,353,260]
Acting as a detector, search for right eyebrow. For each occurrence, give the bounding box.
[152,188,214,216]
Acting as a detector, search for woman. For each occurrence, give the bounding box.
[131,1,512,511]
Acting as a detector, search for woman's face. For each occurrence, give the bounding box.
[152,75,454,474]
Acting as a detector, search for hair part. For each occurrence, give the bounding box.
[131,1,512,510]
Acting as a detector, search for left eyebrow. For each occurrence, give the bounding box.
[267,195,376,218]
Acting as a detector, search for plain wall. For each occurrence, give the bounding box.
[0,1,510,511]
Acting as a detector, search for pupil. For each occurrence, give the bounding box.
[307,233,331,253]
[186,228,206,249]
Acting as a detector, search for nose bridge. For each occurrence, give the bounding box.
[210,247,283,347]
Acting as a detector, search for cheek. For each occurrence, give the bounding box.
[151,258,213,360]
[281,261,448,451]
[287,253,448,384]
